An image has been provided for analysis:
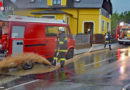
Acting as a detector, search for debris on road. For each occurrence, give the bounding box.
[0,53,51,72]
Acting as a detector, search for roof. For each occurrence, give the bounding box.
[12,0,112,14]
[73,0,104,8]
[15,0,48,9]
[0,15,65,24]
[14,0,104,9]
[32,9,72,15]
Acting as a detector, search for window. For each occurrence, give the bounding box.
[45,26,59,37]
[67,16,69,25]
[45,26,71,37]
[53,0,61,5]
[75,0,81,2]
[107,22,109,32]
[30,0,35,3]
[64,27,71,38]
[42,15,56,19]
[12,26,25,38]
[101,8,110,18]
[102,20,105,32]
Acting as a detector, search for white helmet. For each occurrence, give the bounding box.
[58,27,65,32]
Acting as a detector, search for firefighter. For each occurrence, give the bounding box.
[104,31,112,50]
[2,22,9,35]
[52,27,67,69]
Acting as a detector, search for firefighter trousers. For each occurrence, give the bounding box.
[53,51,66,67]
[104,41,111,50]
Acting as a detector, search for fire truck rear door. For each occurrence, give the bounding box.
[11,25,25,55]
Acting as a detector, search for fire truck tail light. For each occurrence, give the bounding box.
[116,34,119,38]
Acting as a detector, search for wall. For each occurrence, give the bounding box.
[78,9,100,34]
[14,8,111,35]
[101,15,111,34]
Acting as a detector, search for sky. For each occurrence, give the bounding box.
[111,0,130,13]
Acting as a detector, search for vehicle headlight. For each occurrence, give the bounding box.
[127,30,130,33]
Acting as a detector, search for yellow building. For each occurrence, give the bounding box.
[13,0,112,36]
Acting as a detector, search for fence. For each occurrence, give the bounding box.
[75,34,91,49]
[93,34,105,44]
[74,34,107,49]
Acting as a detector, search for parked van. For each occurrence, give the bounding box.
[0,15,75,60]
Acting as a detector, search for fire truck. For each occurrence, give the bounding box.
[116,22,130,44]
[0,15,75,60]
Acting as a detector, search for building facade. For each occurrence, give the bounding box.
[2,0,16,15]
[11,0,112,36]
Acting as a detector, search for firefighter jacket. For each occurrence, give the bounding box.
[56,32,67,52]
[104,32,111,42]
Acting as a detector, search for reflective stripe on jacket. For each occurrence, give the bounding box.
[104,32,111,41]
[56,32,68,52]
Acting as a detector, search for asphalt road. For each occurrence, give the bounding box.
[0,44,130,90]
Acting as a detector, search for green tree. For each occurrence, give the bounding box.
[111,11,130,34]
[111,12,119,33]
[124,11,130,23]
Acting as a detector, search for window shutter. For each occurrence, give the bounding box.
[62,0,66,6]
[47,0,52,6]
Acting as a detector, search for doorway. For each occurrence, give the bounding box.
[84,22,94,45]
[84,22,94,35]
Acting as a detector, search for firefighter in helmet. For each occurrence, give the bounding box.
[52,27,67,69]
[104,31,112,50]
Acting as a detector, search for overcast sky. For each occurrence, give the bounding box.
[111,0,130,13]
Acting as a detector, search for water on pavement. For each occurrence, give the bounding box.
[1,45,130,90]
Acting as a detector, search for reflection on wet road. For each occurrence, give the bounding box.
[1,45,130,90]
[74,50,117,75]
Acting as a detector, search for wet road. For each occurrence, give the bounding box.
[1,44,130,90]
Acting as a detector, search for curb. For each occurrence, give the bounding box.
[74,43,119,55]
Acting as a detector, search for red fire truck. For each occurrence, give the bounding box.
[116,22,130,44]
[0,15,75,60]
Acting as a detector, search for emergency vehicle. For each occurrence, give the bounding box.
[116,22,130,44]
[0,15,75,60]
